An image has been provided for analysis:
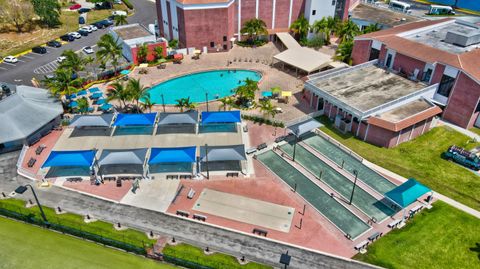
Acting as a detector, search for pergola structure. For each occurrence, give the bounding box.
[199,144,246,177]
[157,111,198,134]
[97,148,148,176]
[148,146,197,174]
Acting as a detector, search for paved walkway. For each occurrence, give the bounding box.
[439,120,480,141]
[0,151,377,269]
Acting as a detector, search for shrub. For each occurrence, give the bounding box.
[241,114,284,128]
[122,0,133,9]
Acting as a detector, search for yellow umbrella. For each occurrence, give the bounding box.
[281,91,292,97]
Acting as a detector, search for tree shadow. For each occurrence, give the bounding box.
[470,243,480,260]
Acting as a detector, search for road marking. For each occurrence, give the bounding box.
[3,62,16,66]
[17,60,26,63]
[34,61,60,74]
[0,66,7,70]
[22,55,34,59]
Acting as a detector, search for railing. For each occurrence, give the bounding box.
[314,129,364,162]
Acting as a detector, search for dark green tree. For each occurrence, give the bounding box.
[31,0,61,27]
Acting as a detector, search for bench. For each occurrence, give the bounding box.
[116,179,122,187]
[354,240,369,251]
[66,177,83,182]
[193,214,207,221]
[257,143,267,151]
[409,205,423,216]
[253,228,268,237]
[246,148,257,155]
[27,158,36,167]
[274,136,286,143]
[35,145,46,155]
[166,175,179,180]
[226,172,239,177]
[388,219,402,229]
[368,232,383,242]
[176,210,189,217]
[179,175,192,180]
[187,188,195,199]
[104,176,116,181]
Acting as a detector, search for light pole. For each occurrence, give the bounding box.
[161,94,166,112]
[292,132,299,162]
[205,92,209,112]
[15,184,48,224]
[349,170,358,205]
[204,144,210,179]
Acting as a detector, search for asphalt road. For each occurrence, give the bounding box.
[0,0,157,85]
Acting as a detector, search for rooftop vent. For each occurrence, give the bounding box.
[444,30,480,47]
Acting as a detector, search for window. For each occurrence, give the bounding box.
[422,68,433,82]
[475,99,480,113]
[223,44,228,50]
[332,0,336,6]
[223,36,227,42]
[210,42,215,48]
[312,10,316,16]
[369,48,380,61]
[437,75,456,98]
[385,54,393,68]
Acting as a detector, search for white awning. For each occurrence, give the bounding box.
[274,48,332,73]
[288,119,322,137]
[276,33,301,49]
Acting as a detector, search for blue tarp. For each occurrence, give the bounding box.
[113,113,157,126]
[385,179,431,208]
[149,146,197,164]
[201,111,241,124]
[42,150,96,168]
[89,87,100,93]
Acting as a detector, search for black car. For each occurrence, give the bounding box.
[77,29,89,36]
[32,46,47,54]
[78,7,91,14]
[99,19,114,27]
[93,21,105,29]
[60,34,75,42]
[46,40,62,48]
[95,2,112,10]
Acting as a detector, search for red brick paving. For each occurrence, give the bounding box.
[62,180,132,202]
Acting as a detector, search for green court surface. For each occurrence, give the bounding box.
[257,151,370,239]
[0,217,178,269]
[302,133,397,194]
[280,142,396,221]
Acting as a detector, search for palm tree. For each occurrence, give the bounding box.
[169,39,178,49]
[234,78,259,106]
[363,23,381,34]
[154,46,164,61]
[136,43,148,64]
[96,34,123,74]
[114,15,128,26]
[126,78,148,112]
[290,15,310,41]
[312,16,338,45]
[337,20,360,43]
[141,93,154,113]
[240,18,268,44]
[218,97,234,111]
[77,97,90,114]
[107,81,130,110]
[44,68,82,101]
[59,50,87,74]
[258,99,276,119]
[175,97,196,112]
[334,40,354,65]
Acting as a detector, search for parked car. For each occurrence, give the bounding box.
[69,4,81,10]
[80,25,93,33]
[99,19,114,27]
[112,10,127,16]
[95,2,113,10]
[90,25,98,31]
[114,0,122,4]
[46,40,62,48]
[3,56,18,63]
[60,34,75,42]
[78,7,91,14]
[68,32,82,39]
[57,56,66,63]
[32,46,47,54]
[79,16,85,25]
[82,46,94,54]
[93,21,104,29]
[77,29,89,36]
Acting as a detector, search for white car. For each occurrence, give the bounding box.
[82,46,94,54]
[112,10,127,16]
[90,25,98,31]
[69,32,81,39]
[80,26,93,33]
[3,56,18,63]
[57,56,66,63]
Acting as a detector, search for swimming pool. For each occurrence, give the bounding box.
[146,70,262,104]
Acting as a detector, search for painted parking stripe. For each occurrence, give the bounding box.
[0,66,7,70]
[17,59,26,63]
[22,55,35,59]
[3,62,16,66]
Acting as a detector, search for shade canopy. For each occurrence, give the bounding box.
[288,119,321,137]
[89,87,100,93]
[98,148,148,167]
[281,91,292,97]
[149,146,196,164]
[273,47,331,73]
[70,114,114,128]
[77,90,87,96]
[69,101,78,108]
[113,113,157,126]
[97,98,107,105]
[262,91,273,97]
[201,111,241,124]
[158,111,198,125]
[200,144,246,162]
[90,92,103,99]
[100,103,113,111]
[385,179,431,208]
[42,150,96,168]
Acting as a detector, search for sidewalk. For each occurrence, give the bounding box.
[439,120,480,141]
[363,159,480,219]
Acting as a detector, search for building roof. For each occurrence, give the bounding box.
[367,99,443,132]
[112,24,153,40]
[385,179,431,208]
[176,0,230,4]
[351,3,421,28]
[307,64,426,113]
[274,47,332,73]
[0,85,63,144]
[276,33,301,49]
[288,119,322,137]
[357,18,480,81]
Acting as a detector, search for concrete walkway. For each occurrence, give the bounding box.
[363,159,480,219]
[439,120,480,141]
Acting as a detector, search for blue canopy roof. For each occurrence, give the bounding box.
[201,111,241,124]
[262,91,272,97]
[149,146,197,164]
[42,150,96,168]
[385,179,431,208]
[113,113,157,126]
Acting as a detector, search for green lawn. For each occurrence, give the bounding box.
[316,116,480,211]
[0,217,178,269]
[0,198,155,248]
[163,243,272,269]
[354,201,480,269]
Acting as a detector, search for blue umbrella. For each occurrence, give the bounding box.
[90,92,103,99]
[69,93,77,99]
[100,103,113,111]
[97,98,107,105]
[69,101,78,108]
[262,91,273,97]
[89,87,100,93]
[120,70,130,75]
[77,90,87,96]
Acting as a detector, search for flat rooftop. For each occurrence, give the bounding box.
[351,4,420,28]
[309,65,426,112]
[376,99,433,122]
[113,24,153,40]
[403,20,480,54]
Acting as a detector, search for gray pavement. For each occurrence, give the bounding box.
[0,151,378,269]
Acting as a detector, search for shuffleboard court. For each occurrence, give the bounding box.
[193,189,295,233]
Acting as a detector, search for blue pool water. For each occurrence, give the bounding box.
[146,70,262,104]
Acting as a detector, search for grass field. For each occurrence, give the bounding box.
[316,116,480,211]
[0,217,178,269]
[0,198,155,248]
[354,201,480,269]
